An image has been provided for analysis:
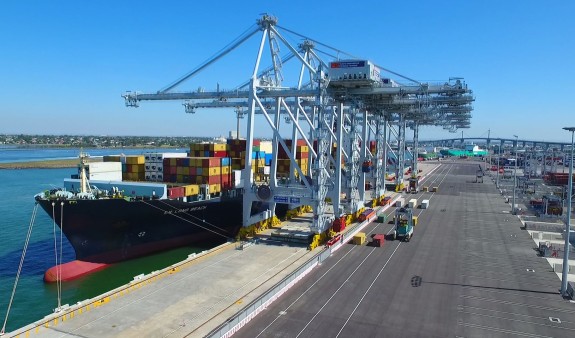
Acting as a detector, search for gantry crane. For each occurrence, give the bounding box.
[123,14,474,234]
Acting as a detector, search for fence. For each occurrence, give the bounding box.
[206,248,332,338]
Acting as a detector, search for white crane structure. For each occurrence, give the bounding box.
[123,14,474,234]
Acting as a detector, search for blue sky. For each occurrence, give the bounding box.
[0,1,573,142]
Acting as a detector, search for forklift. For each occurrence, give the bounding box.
[392,207,414,241]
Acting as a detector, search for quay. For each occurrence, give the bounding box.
[7,161,574,337]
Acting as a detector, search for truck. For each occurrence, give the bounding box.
[392,207,415,242]
[408,175,419,193]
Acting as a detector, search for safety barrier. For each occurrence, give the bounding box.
[206,248,332,338]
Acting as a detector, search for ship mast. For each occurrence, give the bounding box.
[79,151,90,194]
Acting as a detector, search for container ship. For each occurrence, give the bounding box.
[34,139,278,281]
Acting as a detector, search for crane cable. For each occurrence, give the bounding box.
[157,199,230,234]
[1,203,39,335]
[160,23,259,93]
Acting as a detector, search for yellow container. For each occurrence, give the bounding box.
[212,143,227,152]
[170,158,177,166]
[209,183,221,193]
[221,166,231,175]
[207,167,221,176]
[131,164,144,173]
[177,167,185,175]
[177,174,184,183]
[126,155,145,165]
[184,184,199,196]
[412,216,419,226]
[353,232,366,245]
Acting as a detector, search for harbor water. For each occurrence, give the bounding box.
[0,147,200,332]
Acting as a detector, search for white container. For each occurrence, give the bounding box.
[421,199,429,209]
[408,199,417,209]
[86,162,122,173]
[259,141,273,154]
[233,170,242,181]
[396,198,404,207]
[88,171,122,181]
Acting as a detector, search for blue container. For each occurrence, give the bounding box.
[252,151,265,159]
[221,157,231,166]
[182,158,190,166]
[196,167,203,175]
[204,150,210,157]
[265,154,273,166]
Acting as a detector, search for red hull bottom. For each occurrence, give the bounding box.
[44,260,109,283]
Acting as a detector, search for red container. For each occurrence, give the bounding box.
[326,234,342,247]
[213,151,228,158]
[206,175,221,184]
[168,187,185,199]
[332,218,346,232]
[296,151,309,159]
[373,234,385,247]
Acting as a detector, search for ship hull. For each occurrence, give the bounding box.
[37,197,243,264]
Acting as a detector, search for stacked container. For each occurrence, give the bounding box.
[104,155,146,181]
[144,152,187,182]
[277,139,309,178]
[82,162,122,181]
[189,143,229,158]
[162,156,232,194]
[226,139,266,177]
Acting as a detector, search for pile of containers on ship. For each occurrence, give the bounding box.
[277,139,309,178]
[103,140,276,198]
[104,155,146,181]
[227,139,272,181]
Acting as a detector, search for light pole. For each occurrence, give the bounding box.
[561,127,574,297]
[496,143,501,188]
[512,135,518,214]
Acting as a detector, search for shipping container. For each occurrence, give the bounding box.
[358,209,376,222]
[377,214,388,223]
[421,199,429,209]
[183,184,199,196]
[372,234,385,247]
[353,232,366,245]
[408,199,417,209]
[168,186,185,199]
[125,155,145,165]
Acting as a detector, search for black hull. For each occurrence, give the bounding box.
[37,197,243,264]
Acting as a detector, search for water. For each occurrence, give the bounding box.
[0,146,188,163]
[0,148,200,332]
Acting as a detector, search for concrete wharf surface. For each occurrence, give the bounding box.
[236,161,575,338]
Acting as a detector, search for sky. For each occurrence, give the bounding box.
[0,1,573,143]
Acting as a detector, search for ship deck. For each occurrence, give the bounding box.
[8,160,575,338]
